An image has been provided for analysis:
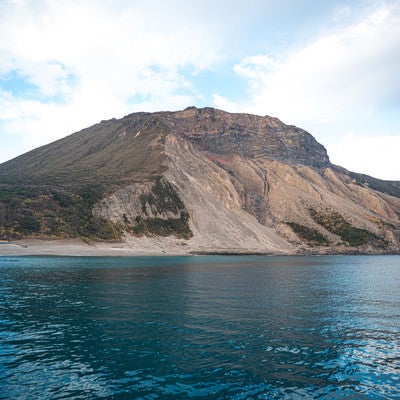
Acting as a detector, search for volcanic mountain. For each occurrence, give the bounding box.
[0,106,399,254]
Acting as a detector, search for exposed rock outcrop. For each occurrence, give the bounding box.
[162,107,330,167]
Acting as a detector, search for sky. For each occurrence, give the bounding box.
[0,0,399,180]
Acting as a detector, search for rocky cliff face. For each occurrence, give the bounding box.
[160,130,400,254]
[0,107,399,254]
[162,107,330,168]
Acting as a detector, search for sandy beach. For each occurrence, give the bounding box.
[0,235,291,257]
[0,237,194,257]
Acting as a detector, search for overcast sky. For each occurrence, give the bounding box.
[1,0,399,179]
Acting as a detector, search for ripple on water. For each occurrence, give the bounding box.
[1,255,399,399]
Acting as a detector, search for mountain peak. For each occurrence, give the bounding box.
[164,107,330,168]
[0,107,398,254]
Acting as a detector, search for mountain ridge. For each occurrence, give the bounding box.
[0,106,399,254]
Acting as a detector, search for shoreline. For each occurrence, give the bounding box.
[0,239,285,257]
[0,239,190,257]
[0,239,398,257]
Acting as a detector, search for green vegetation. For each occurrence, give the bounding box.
[0,177,192,241]
[125,179,192,239]
[0,115,179,241]
[18,215,41,234]
[139,179,186,215]
[129,212,192,239]
[0,184,123,241]
[309,209,387,248]
[286,221,329,246]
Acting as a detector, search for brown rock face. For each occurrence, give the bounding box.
[164,132,400,254]
[0,106,399,254]
[162,107,330,168]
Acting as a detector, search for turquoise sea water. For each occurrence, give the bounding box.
[0,255,399,399]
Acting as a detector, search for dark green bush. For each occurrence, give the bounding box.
[309,209,387,248]
[131,215,192,239]
[287,222,329,246]
[0,178,191,241]
[18,215,40,234]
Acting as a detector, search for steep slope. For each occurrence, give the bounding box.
[159,131,399,254]
[0,114,169,184]
[0,106,399,254]
[162,107,329,167]
[0,114,175,241]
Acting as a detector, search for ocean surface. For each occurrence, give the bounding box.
[0,255,399,399]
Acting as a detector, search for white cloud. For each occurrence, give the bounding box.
[329,134,400,180]
[0,0,223,157]
[1,0,399,182]
[213,2,400,180]
[222,3,400,125]
[212,94,241,114]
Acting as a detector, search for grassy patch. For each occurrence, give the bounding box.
[129,213,192,239]
[309,209,388,248]
[127,179,192,239]
[286,222,329,246]
[0,184,123,241]
[139,178,186,216]
[0,178,191,241]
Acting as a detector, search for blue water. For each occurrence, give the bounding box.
[0,255,399,399]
